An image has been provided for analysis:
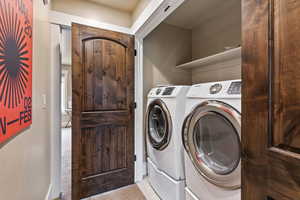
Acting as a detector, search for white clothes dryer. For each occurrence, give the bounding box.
[182,80,242,200]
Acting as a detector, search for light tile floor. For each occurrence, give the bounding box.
[86,184,145,200]
[137,179,160,200]
[82,180,159,200]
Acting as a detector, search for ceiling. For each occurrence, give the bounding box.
[87,0,141,12]
[165,0,241,29]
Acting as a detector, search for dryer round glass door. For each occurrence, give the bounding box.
[193,112,240,175]
[146,99,172,150]
[182,100,241,189]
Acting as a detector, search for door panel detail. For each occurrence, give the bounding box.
[83,39,127,111]
[80,125,127,177]
[270,0,300,153]
[242,0,300,199]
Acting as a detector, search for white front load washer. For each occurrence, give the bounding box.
[182,80,241,200]
[146,86,190,200]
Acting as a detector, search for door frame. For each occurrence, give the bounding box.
[50,24,62,199]
[49,0,185,198]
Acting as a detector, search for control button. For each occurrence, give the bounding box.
[156,88,162,95]
[210,84,222,94]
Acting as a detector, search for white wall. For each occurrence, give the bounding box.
[143,23,192,108]
[51,0,132,27]
[132,0,151,24]
[0,1,52,200]
[191,0,241,59]
[191,0,241,84]
[191,59,241,84]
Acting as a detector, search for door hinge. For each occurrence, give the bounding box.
[133,102,137,109]
[134,155,137,162]
[164,5,171,12]
[134,49,137,56]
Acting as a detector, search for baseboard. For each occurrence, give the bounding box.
[135,161,148,182]
[45,184,52,200]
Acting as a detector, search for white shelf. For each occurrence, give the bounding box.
[176,47,241,69]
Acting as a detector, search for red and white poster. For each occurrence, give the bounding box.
[0,0,33,145]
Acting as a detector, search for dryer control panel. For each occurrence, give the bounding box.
[187,80,241,98]
[227,81,242,95]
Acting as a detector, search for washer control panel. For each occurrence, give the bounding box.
[227,81,242,95]
[155,88,162,95]
[162,87,175,95]
[149,87,176,97]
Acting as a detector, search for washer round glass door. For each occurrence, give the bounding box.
[183,100,241,189]
[146,99,172,150]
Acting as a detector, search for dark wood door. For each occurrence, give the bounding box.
[72,23,135,199]
[242,0,300,199]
